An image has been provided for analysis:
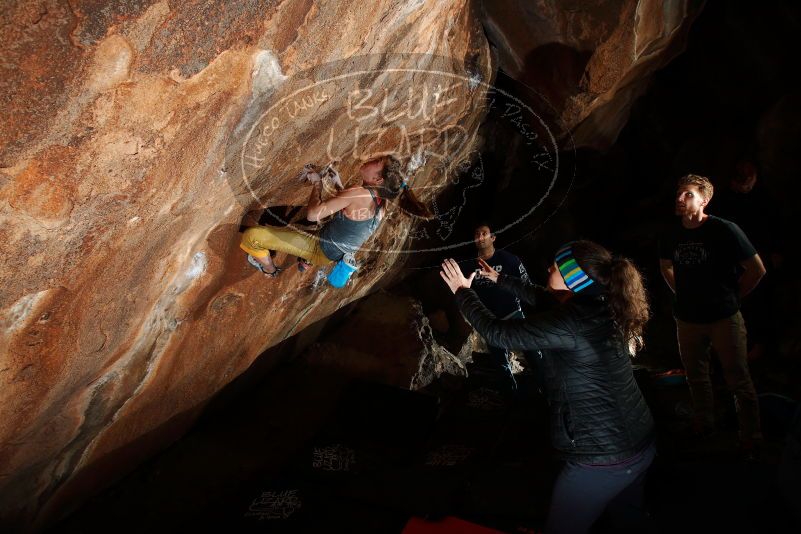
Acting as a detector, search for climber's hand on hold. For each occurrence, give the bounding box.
[318,163,344,190]
[298,163,322,184]
[328,167,344,190]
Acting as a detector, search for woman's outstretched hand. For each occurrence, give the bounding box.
[440,259,476,294]
[477,258,499,283]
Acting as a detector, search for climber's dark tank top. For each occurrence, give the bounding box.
[318,188,382,261]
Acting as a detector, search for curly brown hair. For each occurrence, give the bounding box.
[677,174,714,202]
[571,240,651,354]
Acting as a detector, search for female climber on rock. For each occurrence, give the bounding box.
[240,155,430,277]
[440,240,655,534]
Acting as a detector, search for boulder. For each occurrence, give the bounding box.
[478,0,701,148]
[0,0,491,527]
[300,290,469,390]
[0,0,699,528]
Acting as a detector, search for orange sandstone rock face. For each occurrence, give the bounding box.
[0,0,697,528]
[478,0,701,148]
[0,0,491,527]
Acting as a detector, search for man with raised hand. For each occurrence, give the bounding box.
[459,222,535,393]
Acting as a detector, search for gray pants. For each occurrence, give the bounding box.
[546,442,656,534]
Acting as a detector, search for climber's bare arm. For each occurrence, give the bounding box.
[307,187,359,222]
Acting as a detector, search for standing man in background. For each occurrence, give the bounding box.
[659,174,766,455]
[459,222,537,393]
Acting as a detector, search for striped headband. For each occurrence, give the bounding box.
[555,245,596,293]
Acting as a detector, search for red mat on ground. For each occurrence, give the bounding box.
[403,516,508,534]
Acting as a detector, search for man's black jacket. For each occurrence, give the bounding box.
[455,275,654,464]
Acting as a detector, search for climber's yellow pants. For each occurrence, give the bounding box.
[240,225,333,266]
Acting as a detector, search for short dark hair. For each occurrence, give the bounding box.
[735,161,758,181]
[473,220,493,234]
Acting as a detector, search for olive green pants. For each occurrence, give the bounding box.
[240,225,333,266]
[677,311,762,440]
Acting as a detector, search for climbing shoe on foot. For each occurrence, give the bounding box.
[247,254,282,277]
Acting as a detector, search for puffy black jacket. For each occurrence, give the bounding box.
[455,274,654,464]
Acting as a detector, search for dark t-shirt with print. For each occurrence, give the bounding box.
[459,249,529,319]
[659,215,757,323]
